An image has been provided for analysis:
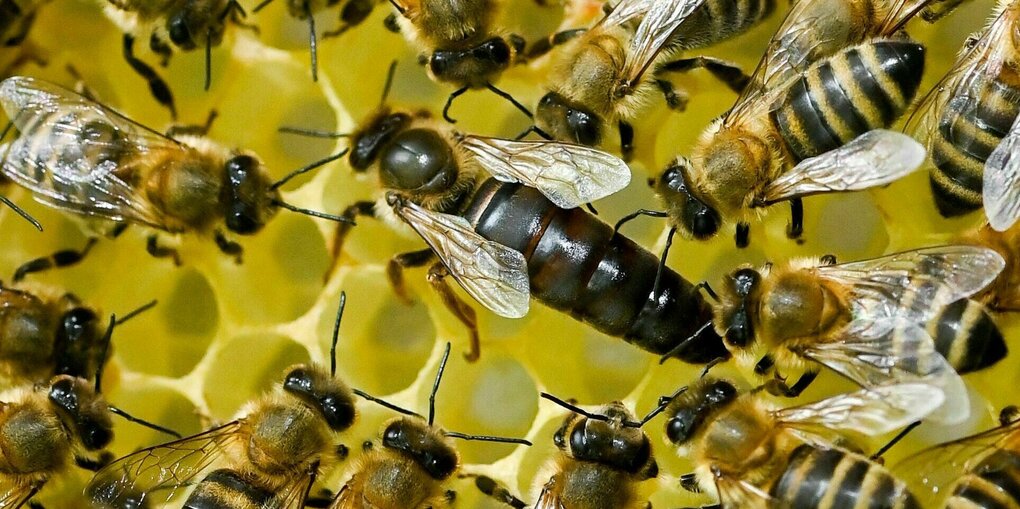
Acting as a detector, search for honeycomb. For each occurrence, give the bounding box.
[3,0,1019,506]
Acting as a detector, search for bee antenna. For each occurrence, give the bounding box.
[108,406,183,439]
[0,195,42,231]
[650,227,676,301]
[330,291,346,378]
[351,388,421,417]
[271,149,349,190]
[386,0,405,15]
[539,393,611,423]
[306,2,318,82]
[627,386,687,428]
[115,299,158,326]
[485,82,532,120]
[272,200,357,224]
[205,28,213,92]
[428,342,452,426]
[381,60,398,105]
[870,421,921,461]
[252,0,276,12]
[443,431,531,446]
[658,319,714,365]
[94,313,117,394]
[278,126,352,139]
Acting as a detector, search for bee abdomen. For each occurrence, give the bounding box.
[680,0,777,49]
[183,469,275,509]
[947,449,1020,509]
[929,79,1020,217]
[928,298,1006,374]
[772,445,920,509]
[465,179,727,363]
[773,40,925,161]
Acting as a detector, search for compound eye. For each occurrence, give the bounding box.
[319,393,356,431]
[732,268,761,295]
[566,107,600,146]
[665,413,695,444]
[568,426,588,455]
[283,367,313,394]
[167,13,193,47]
[687,201,721,239]
[725,308,753,347]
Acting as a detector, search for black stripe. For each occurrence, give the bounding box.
[867,469,898,509]
[830,456,869,508]
[845,47,896,126]
[816,59,870,143]
[184,469,274,509]
[775,76,841,160]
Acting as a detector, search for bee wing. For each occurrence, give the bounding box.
[85,421,243,506]
[0,482,35,509]
[711,468,771,509]
[619,0,707,86]
[533,478,567,509]
[458,136,630,209]
[877,0,945,33]
[815,245,1005,324]
[278,470,320,509]
[390,198,530,318]
[593,0,654,32]
[774,383,945,437]
[758,130,926,204]
[893,420,1020,505]
[0,76,182,229]
[984,111,1020,231]
[801,321,969,424]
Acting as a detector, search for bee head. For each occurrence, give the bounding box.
[54,306,102,379]
[282,364,357,431]
[656,158,720,239]
[382,417,459,480]
[719,267,761,348]
[222,154,278,235]
[428,37,521,86]
[556,402,656,476]
[350,111,412,170]
[48,375,113,450]
[378,128,458,196]
[664,378,736,446]
[535,92,602,147]
[166,1,226,50]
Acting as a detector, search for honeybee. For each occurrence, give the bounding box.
[0,313,179,508]
[959,220,1020,312]
[664,377,941,509]
[895,405,1020,507]
[533,0,775,159]
[704,246,1005,424]
[329,342,531,508]
[0,76,350,275]
[87,292,400,508]
[654,0,943,246]
[100,0,249,117]
[909,1,1020,229]
[531,393,672,509]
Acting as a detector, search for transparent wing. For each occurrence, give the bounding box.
[984,111,1020,231]
[877,0,943,34]
[533,478,566,509]
[459,136,630,209]
[0,76,181,229]
[618,0,707,86]
[775,383,945,437]
[712,467,771,509]
[801,321,969,424]
[758,130,926,204]
[594,0,654,32]
[390,197,530,318]
[85,421,243,507]
[815,245,1005,324]
[0,480,34,509]
[328,483,357,509]
[277,471,319,509]
[894,420,1020,505]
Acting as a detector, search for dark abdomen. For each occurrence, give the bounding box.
[772,445,920,509]
[946,449,1020,509]
[773,40,925,161]
[463,179,726,363]
[928,298,1006,374]
[678,0,777,50]
[184,469,276,509]
[929,78,1020,217]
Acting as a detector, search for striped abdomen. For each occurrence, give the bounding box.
[463,179,728,363]
[772,445,920,509]
[929,79,1020,217]
[184,469,276,509]
[678,0,777,50]
[927,298,1006,374]
[773,40,926,161]
[946,449,1020,509]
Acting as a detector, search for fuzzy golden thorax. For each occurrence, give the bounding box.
[691,121,777,218]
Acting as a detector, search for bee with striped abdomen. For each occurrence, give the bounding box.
[87,293,404,509]
[652,0,942,247]
[909,1,1020,230]
[0,76,351,275]
[533,0,774,160]
[958,220,1020,312]
[702,246,1005,424]
[665,377,940,509]
[329,342,531,508]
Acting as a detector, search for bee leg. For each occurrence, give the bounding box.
[146,235,182,266]
[524,28,586,60]
[387,248,436,304]
[786,197,804,240]
[325,200,376,282]
[735,222,750,248]
[654,78,689,111]
[28,503,44,509]
[304,497,333,508]
[442,86,470,123]
[465,474,528,508]
[427,262,481,362]
[148,33,173,67]
[613,208,668,235]
[618,120,635,161]
[1000,406,1020,426]
[383,13,401,33]
[74,451,114,471]
[13,238,98,282]
[753,354,774,376]
[122,35,177,120]
[767,370,817,397]
[323,0,375,38]
[214,231,244,264]
[444,490,457,503]
[657,56,750,94]
[678,473,702,493]
[165,110,219,138]
[819,254,837,266]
